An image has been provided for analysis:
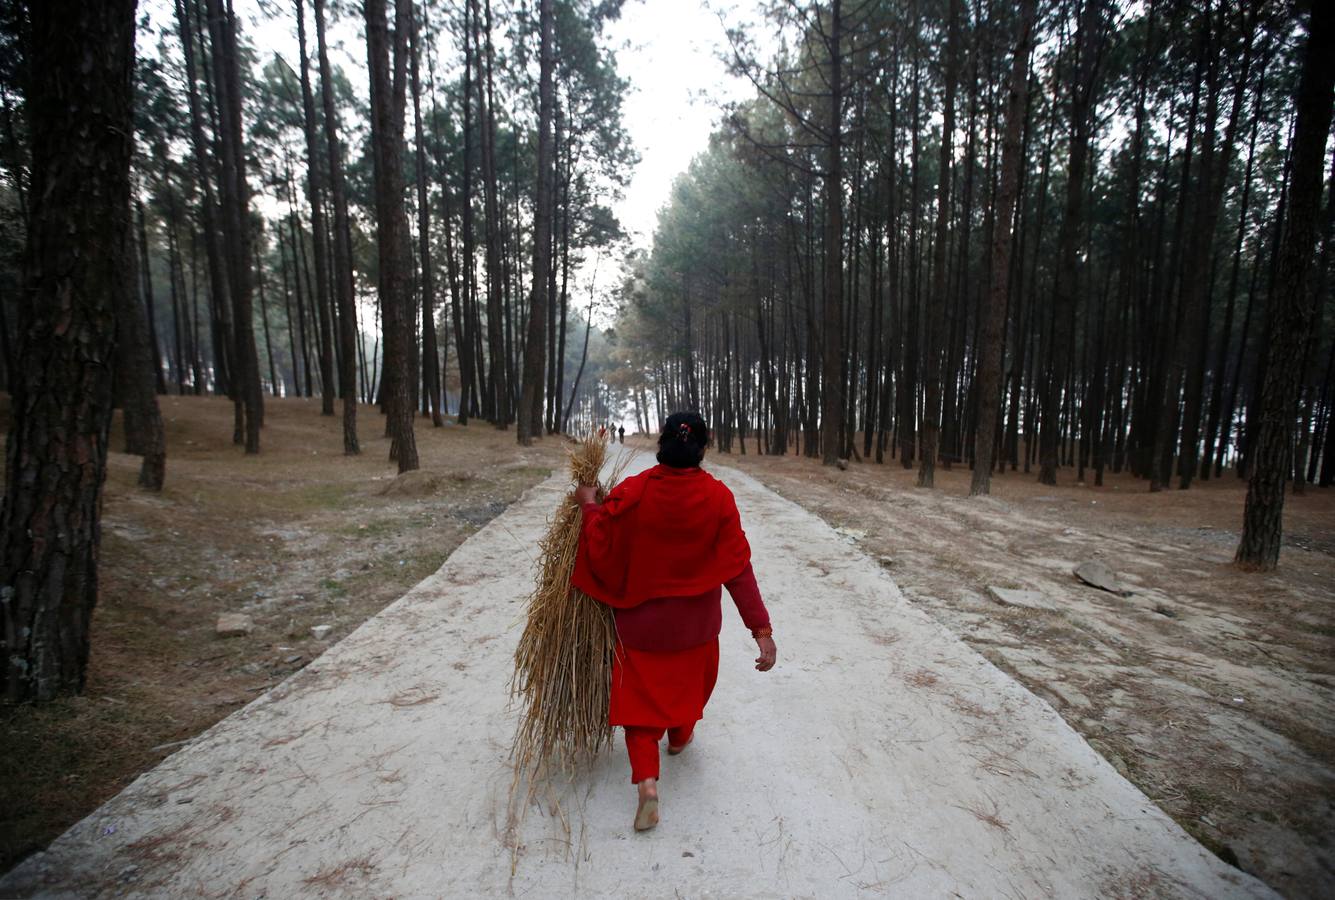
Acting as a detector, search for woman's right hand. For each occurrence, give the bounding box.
[573,484,597,506]
[754,636,776,672]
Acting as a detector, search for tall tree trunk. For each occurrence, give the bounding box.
[2,0,138,702]
[165,189,190,393]
[476,0,507,426]
[972,0,1035,496]
[1202,62,1265,480]
[295,0,335,416]
[1236,2,1334,569]
[365,0,419,472]
[136,200,168,395]
[120,198,168,489]
[820,0,844,466]
[255,228,280,396]
[1177,13,1255,488]
[552,131,573,434]
[918,0,961,487]
[174,0,232,398]
[518,0,554,445]
[409,6,443,428]
[205,0,262,451]
[1038,0,1106,485]
[458,0,480,422]
[313,0,360,453]
[564,283,596,431]
[900,23,922,470]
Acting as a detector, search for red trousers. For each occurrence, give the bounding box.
[624,722,696,784]
[610,639,719,783]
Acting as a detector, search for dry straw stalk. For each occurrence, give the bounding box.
[510,435,628,803]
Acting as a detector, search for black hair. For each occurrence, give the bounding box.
[656,411,709,468]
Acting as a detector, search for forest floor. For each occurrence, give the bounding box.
[0,395,564,875]
[1,402,1328,898]
[693,437,1335,900]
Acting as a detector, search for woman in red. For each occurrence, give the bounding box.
[572,412,776,832]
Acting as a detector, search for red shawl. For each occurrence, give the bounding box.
[572,464,751,609]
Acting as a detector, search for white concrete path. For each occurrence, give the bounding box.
[2,452,1277,899]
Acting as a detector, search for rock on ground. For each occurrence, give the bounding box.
[1074,559,1130,595]
[214,613,253,637]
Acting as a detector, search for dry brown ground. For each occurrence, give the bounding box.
[695,437,1334,900]
[0,395,564,874]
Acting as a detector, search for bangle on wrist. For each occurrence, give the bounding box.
[751,626,772,639]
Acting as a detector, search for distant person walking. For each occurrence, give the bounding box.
[618,425,625,444]
[573,412,776,832]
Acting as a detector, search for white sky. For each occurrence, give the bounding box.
[144,0,756,255]
[601,0,754,250]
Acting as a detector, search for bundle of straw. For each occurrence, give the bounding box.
[510,434,628,788]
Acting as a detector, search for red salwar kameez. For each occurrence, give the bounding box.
[574,464,771,784]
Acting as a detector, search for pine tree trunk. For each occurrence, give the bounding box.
[918,0,960,487]
[174,0,233,398]
[205,0,262,451]
[136,201,168,395]
[295,0,335,416]
[1178,17,1255,488]
[820,0,844,466]
[476,0,507,426]
[971,0,1035,496]
[1202,66,1264,480]
[1236,2,1334,569]
[517,0,554,445]
[313,0,360,453]
[1,0,138,702]
[365,0,419,471]
[409,7,443,428]
[255,229,280,396]
[1038,0,1106,485]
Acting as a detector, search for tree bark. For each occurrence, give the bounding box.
[365,0,419,471]
[1038,0,1106,485]
[1236,1,1334,569]
[409,6,443,428]
[313,0,360,454]
[971,0,1036,496]
[518,0,554,445]
[174,0,232,398]
[918,0,961,487]
[295,0,336,416]
[820,0,844,466]
[2,0,138,703]
[136,200,168,395]
[476,0,507,426]
[205,0,262,451]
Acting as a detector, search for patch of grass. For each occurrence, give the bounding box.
[341,518,399,539]
[1182,820,1241,870]
[1183,783,1219,810]
[290,482,360,512]
[507,464,555,479]
[319,578,347,598]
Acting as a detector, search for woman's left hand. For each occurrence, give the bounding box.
[754,636,777,672]
[573,484,597,506]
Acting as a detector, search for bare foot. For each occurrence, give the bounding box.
[634,778,659,832]
[667,734,693,756]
